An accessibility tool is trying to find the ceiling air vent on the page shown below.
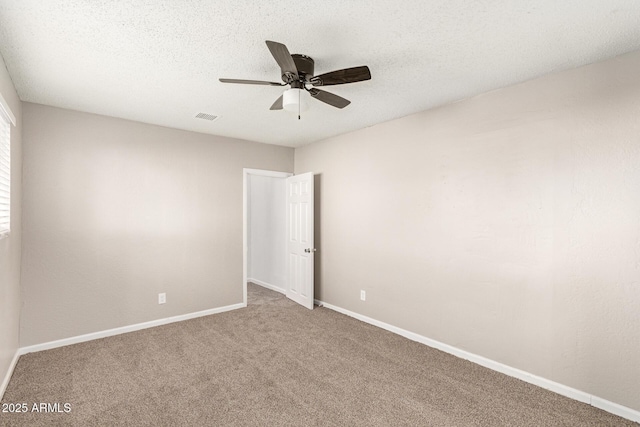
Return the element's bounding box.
[195,113,219,121]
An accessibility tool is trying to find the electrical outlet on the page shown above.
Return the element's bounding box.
[360,290,366,301]
[158,293,166,304]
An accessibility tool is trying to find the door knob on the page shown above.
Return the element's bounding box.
[304,248,316,253]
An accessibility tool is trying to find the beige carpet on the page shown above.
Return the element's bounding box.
[1,283,635,426]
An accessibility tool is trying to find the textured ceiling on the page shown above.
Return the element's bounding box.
[1,1,640,147]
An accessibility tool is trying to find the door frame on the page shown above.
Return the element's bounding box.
[242,168,293,306]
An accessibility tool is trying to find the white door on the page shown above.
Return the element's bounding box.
[286,172,314,309]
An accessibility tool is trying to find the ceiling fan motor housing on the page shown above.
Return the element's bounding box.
[287,54,314,81]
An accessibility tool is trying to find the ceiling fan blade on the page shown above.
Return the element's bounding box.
[265,40,298,77]
[308,88,351,109]
[270,95,283,110]
[310,66,371,86]
[219,78,284,86]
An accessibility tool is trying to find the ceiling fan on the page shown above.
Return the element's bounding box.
[219,40,371,116]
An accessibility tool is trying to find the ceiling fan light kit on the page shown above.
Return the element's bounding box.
[283,88,309,113]
[219,40,371,118]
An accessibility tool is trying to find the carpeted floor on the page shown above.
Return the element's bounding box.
[0,283,636,426]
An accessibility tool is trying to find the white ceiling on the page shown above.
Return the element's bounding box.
[1,1,640,147]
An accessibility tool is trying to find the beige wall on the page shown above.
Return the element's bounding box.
[295,50,640,411]
[20,103,293,346]
[0,53,22,389]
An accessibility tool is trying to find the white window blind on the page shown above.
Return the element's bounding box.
[0,106,10,237]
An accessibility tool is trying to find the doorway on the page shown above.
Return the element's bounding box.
[242,168,292,306]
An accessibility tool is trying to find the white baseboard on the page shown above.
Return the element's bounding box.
[19,302,246,355]
[315,299,640,423]
[591,396,640,424]
[0,349,21,400]
[248,278,286,294]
